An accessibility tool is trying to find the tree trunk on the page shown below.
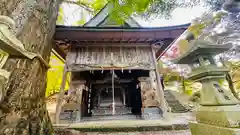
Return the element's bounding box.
[182,78,186,93]
[226,73,240,100]
[220,58,240,100]
[0,0,61,134]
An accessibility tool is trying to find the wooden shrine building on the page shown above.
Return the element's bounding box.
[53,4,189,124]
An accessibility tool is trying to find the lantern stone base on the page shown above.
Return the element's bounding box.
[190,105,240,135]
[189,122,240,135]
[196,105,240,127]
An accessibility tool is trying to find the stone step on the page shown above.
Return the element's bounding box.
[54,119,189,132]
[82,114,140,121]
[92,107,132,116]
[170,106,186,109]
[164,90,188,113]
[54,129,191,135]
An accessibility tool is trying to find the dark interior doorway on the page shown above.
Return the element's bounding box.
[127,79,142,115]
[73,70,149,119]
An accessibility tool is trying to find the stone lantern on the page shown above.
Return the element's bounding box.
[173,40,240,135]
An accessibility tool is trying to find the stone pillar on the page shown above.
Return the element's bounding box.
[172,41,240,135]
[138,76,162,120]
[189,79,240,135]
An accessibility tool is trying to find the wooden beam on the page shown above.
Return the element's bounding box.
[55,65,68,124]
[68,66,154,72]
[71,80,86,85]
[151,45,167,116]
[94,79,133,84]
[53,42,66,59]
[73,43,151,47]
[52,49,65,63]
[156,39,174,60]
[93,84,126,88]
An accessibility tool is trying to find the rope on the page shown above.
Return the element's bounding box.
[0,15,50,68]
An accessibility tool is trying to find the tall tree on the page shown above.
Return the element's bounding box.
[0,0,61,134]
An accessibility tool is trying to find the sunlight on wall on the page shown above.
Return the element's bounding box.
[46,52,70,97]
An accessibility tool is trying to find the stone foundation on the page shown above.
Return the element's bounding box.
[141,107,163,120]
[190,122,240,135]
[196,105,240,127]
[190,105,240,135]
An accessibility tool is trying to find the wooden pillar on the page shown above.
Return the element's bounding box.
[98,89,101,106]
[77,85,84,122]
[88,84,92,114]
[122,88,126,105]
[112,70,115,115]
[151,45,167,115]
[55,65,68,124]
[138,77,159,108]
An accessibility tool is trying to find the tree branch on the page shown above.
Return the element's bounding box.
[64,0,93,13]
[231,67,240,78]
[233,79,240,83]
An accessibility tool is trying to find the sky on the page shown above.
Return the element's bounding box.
[61,3,208,27]
[135,6,208,27]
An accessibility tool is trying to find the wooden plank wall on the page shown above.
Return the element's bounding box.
[66,46,154,71]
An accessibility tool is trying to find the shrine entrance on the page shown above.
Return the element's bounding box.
[74,70,149,121]
[55,44,166,123]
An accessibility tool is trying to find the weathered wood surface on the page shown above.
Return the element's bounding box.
[138,77,160,108]
[0,0,60,134]
[67,83,85,104]
[57,82,86,123]
[55,66,68,124]
[151,45,167,114]
[66,46,154,71]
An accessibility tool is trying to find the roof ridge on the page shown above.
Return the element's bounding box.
[83,3,141,27]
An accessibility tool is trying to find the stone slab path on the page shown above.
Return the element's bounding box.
[55,113,194,126]
[54,113,194,132]
[55,129,191,135]
[84,130,191,135]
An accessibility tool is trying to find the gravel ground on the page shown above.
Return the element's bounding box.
[55,129,191,135]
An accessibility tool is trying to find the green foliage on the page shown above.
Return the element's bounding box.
[157,60,165,69]
[189,91,200,102]
[73,18,86,26]
[228,61,240,98]
[46,53,70,97]
[183,80,194,95]
[141,0,194,19]
[187,11,227,39]
[65,0,93,10]
[91,0,108,14]
[72,9,86,26]
[59,0,226,26]
[56,7,64,25]
[107,0,154,23]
